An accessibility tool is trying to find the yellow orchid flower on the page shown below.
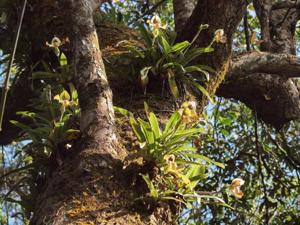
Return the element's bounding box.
[147,14,167,37]
[164,154,177,170]
[230,178,245,199]
[179,101,199,124]
[214,29,227,44]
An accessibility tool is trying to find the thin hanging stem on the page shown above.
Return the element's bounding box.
[254,109,269,225]
[243,11,251,51]
[0,0,27,131]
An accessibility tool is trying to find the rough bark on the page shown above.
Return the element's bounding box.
[253,0,273,51]
[228,51,300,79]
[173,0,197,33]
[217,72,300,129]
[0,1,299,222]
[31,1,128,224]
[30,1,173,224]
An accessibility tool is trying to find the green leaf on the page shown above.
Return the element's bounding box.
[193,64,216,73]
[176,160,203,166]
[10,120,32,132]
[189,80,215,103]
[159,35,171,54]
[182,47,214,66]
[148,112,161,139]
[163,111,181,136]
[172,128,203,139]
[130,117,144,142]
[138,118,155,145]
[185,153,225,169]
[167,69,179,98]
[144,102,150,117]
[171,41,190,53]
[32,71,60,79]
[166,145,197,155]
[114,106,133,117]
[127,46,145,58]
[138,24,153,47]
[161,196,187,205]
[141,174,158,199]
[186,165,206,189]
[185,65,210,81]
[162,62,185,73]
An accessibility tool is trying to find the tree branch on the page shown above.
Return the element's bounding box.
[253,0,273,51]
[272,0,300,10]
[229,51,300,79]
[217,52,300,129]
[217,71,300,129]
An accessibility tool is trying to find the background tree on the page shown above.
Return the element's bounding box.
[0,0,299,224]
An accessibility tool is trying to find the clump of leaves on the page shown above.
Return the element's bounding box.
[113,16,216,99]
[1,83,80,220]
[11,84,80,160]
[115,103,227,208]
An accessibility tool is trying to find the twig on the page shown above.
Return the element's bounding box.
[243,11,251,51]
[254,110,269,225]
[213,98,221,146]
[2,146,9,225]
[0,0,27,131]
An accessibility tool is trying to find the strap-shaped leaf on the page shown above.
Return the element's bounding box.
[129,117,144,142]
[141,174,158,199]
[167,69,179,98]
[171,41,190,53]
[185,65,210,81]
[188,79,215,103]
[148,112,161,138]
[138,118,155,145]
[162,111,181,136]
[181,47,214,66]
[158,35,171,55]
[114,106,133,117]
[185,153,225,169]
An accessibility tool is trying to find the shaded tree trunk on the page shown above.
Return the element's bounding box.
[30,1,176,224]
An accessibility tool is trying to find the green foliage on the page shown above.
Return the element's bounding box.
[123,23,214,98]
[107,21,215,99]
[115,104,226,207]
[179,99,300,224]
[11,84,79,151]
[0,84,80,220]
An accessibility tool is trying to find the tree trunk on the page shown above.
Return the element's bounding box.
[1,0,297,223]
[30,1,173,224]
